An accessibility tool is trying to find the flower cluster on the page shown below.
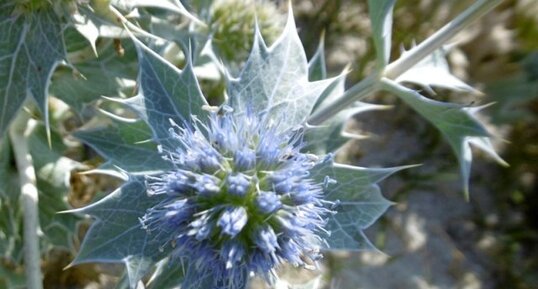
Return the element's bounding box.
[140,108,333,288]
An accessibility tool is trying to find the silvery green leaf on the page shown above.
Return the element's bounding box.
[51,39,137,116]
[73,5,125,41]
[311,159,410,251]
[0,3,65,137]
[113,0,202,24]
[395,47,477,93]
[381,78,507,198]
[308,35,327,81]
[28,124,81,249]
[368,0,396,68]
[147,258,184,289]
[74,119,170,173]
[71,177,168,287]
[227,11,333,131]
[71,9,100,55]
[123,36,208,148]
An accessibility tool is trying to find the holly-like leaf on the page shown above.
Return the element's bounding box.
[123,36,208,148]
[311,158,411,251]
[368,0,396,68]
[51,38,138,116]
[74,119,170,173]
[381,78,507,198]
[227,10,333,131]
[71,177,168,285]
[0,3,66,137]
[395,47,477,93]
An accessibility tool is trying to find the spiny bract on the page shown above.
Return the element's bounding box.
[141,107,334,288]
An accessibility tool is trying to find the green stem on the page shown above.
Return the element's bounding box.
[307,0,504,125]
[8,109,42,289]
[384,0,504,79]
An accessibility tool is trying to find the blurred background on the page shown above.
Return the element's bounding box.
[292,0,538,288]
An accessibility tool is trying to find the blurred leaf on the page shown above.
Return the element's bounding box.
[28,124,81,249]
[51,39,138,116]
[73,4,125,44]
[0,134,23,263]
[368,0,396,68]
[308,36,327,82]
[114,0,201,24]
[381,78,507,198]
[147,258,185,289]
[396,48,477,93]
[486,53,538,124]
[290,276,322,289]
[0,265,25,289]
[0,3,65,137]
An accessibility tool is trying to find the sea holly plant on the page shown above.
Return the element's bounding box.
[68,1,509,289]
[0,0,510,288]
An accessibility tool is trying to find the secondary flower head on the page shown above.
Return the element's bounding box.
[140,107,333,288]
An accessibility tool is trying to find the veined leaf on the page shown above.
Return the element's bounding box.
[368,0,396,68]
[74,119,170,173]
[396,47,477,93]
[123,36,208,149]
[0,3,65,137]
[227,10,333,131]
[71,177,168,286]
[311,158,410,251]
[381,78,507,198]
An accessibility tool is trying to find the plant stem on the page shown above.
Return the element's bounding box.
[307,0,504,125]
[384,0,503,79]
[9,110,42,289]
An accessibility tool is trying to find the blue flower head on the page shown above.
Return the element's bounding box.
[140,108,333,288]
